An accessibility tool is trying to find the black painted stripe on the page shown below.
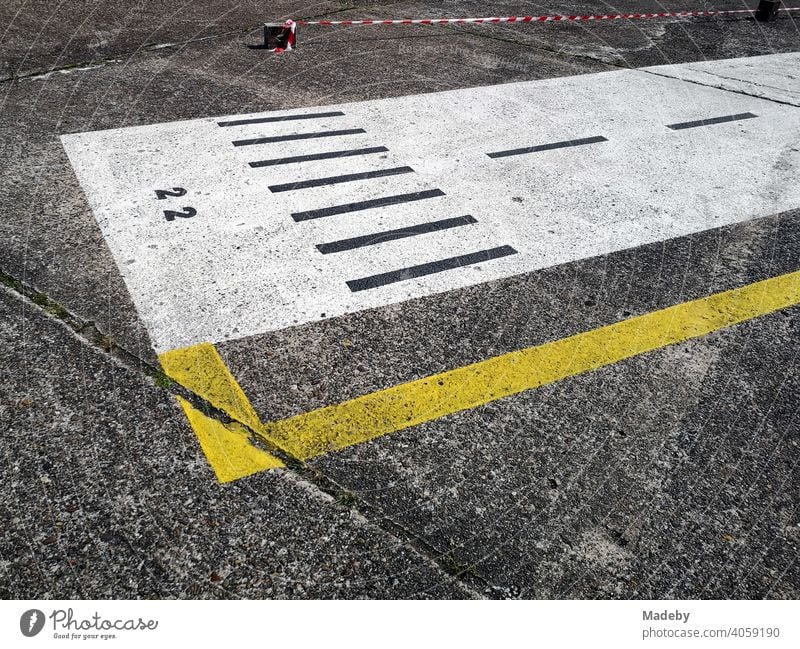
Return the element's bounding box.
[269,166,414,193]
[233,128,365,146]
[218,110,345,127]
[487,135,608,159]
[250,146,388,168]
[317,215,478,254]
[666,112,758,130]
[346,245,518,292]
[292,189,445,222]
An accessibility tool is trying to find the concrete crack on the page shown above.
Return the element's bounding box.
[437,23,627,71]
[0,266,244,431]
[0,3,398,84]
[0,264,488,598]
[641,67,800,108]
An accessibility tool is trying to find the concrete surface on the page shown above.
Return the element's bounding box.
[1,1,799,599]
[59,54,800,351]
[0,285,472,598]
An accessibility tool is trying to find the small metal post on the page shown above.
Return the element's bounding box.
[755,0,781,21]
[263,21,297,50]
[264,23,284,49]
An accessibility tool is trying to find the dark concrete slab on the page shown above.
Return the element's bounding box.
[0,1,342,80]
[0,285,472,598]
[3,0,797,81]
[420,1,800,69]
[308,305,798,599]
[220,207,800,598]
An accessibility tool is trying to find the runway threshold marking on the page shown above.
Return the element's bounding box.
[60,53,800,352]
[217,110,346,127]
[346,245,519,291]
[291,188,446,221]
[666,111,758,130]
[486,135,608,158]
[232,127,366,146]
[250,146,389,167]
[268,166,414,192]
[161,270,800,481]
[316,215,478,254]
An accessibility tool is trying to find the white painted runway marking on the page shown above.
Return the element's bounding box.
[61,53,800,353]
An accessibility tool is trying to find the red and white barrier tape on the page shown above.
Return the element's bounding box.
[294,8,800,26]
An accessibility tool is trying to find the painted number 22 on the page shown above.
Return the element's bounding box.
[155,187,187,200]
[154,187,196,222]
[162,207,197,221]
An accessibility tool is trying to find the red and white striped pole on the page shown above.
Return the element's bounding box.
[261,6,800,51]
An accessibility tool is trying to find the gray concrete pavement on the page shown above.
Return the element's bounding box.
[1,1,798,599]
[0,285,472,598]
[0,1,345,80]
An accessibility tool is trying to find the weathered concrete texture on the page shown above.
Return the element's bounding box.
[222,209,800,598]
[222,208,800,421]
[648,53,800,107]
[3,0,797,81]
[288,1,800,70]
[0,19,611,364]
[1,1,799,600]
[2,2,798,362]
[308,301,800,599]
[57,55,800,352]
[0,0,343,80]
[0,285,472,598]
[437,2,800,69]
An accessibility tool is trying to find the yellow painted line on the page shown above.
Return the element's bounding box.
[159,270,800,482]
[177,397,283,483]
[262,270,800,460]
[159,343,284,482]
[160,342,263,432]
